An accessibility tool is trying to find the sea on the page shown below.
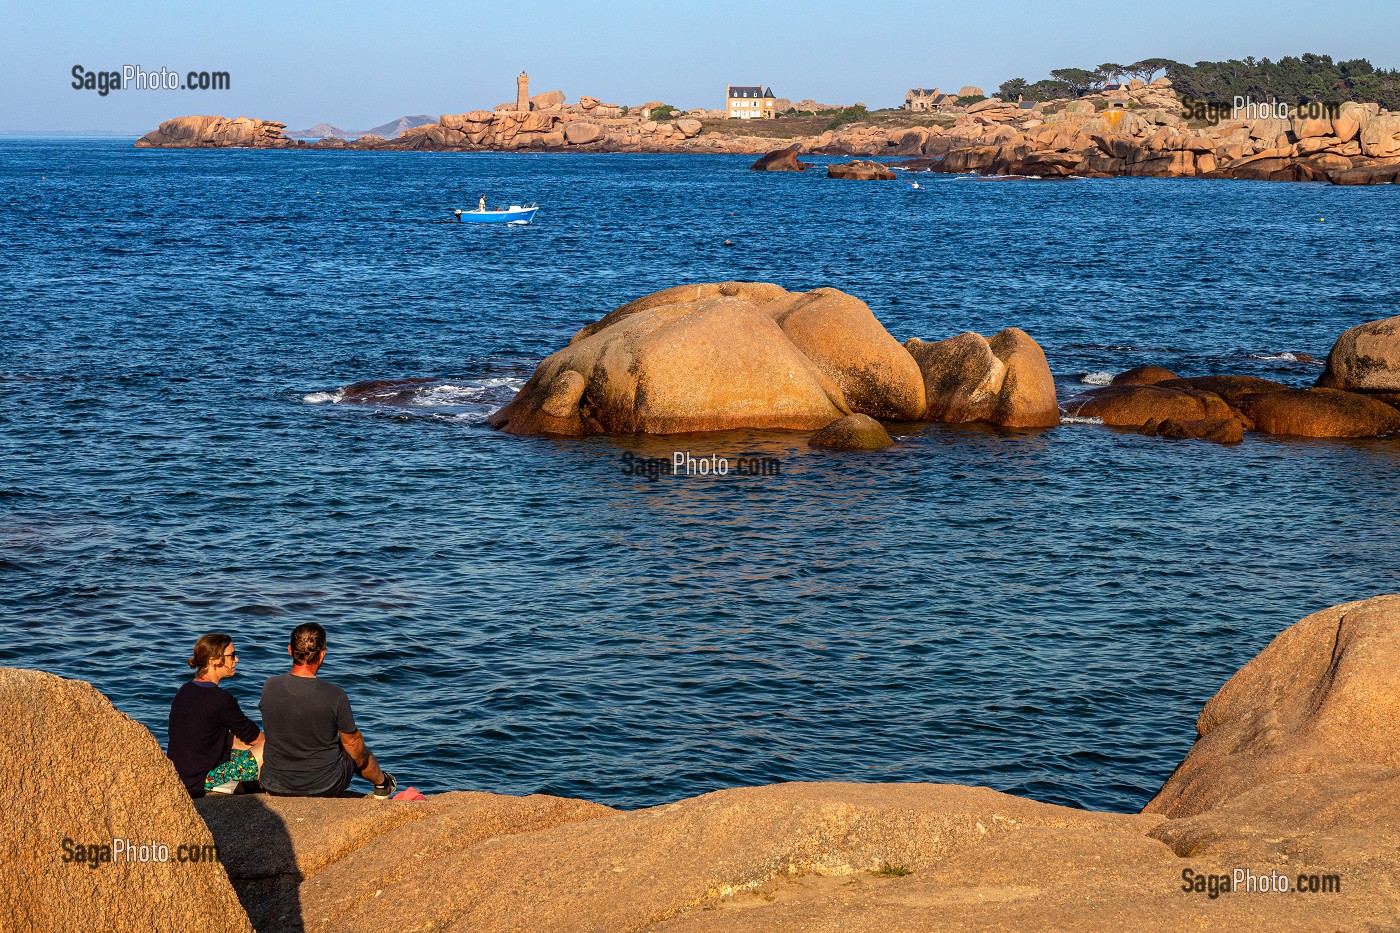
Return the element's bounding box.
[3,138,1399,812]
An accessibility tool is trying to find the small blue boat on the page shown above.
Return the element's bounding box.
[454,204,538,225]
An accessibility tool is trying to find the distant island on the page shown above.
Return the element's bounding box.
[133,58,1400,186]
[283,114,436,140]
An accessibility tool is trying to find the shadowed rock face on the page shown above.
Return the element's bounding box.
[808,413,894,450]
[765,288,925,420]
[0,668,253,933]
[903,329,1059,428]
[1318,315,1400,391]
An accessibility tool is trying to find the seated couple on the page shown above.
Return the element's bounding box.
[166,622,396,799]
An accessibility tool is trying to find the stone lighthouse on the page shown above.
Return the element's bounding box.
[516,71,530,112]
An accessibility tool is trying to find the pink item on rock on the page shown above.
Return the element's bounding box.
[393,787,427,801]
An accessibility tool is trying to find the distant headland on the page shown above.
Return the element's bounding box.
[134,62,1400,186]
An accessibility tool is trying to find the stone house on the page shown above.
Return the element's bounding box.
[905,88,958,112]
[727,85,776,119]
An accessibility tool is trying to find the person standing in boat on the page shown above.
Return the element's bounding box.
[478,195,487,212]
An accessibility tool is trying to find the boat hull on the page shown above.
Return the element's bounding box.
[460,207,538,225]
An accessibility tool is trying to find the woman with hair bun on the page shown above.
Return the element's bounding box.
[166,633,265,796]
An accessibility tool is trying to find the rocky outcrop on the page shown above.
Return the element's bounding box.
[195,596,1400,930]
[750,144,811,172]
[132,89,1400,183]
[1148,595,1400,820]
[827,160,896,180]
[15,595,1400,931]
[1317,315,1400,391]
[490,284,1059,437]
[1064,385,1234,427]
[808,414,895,450]
[487,283,852,435]
[904,329,1059,428]
[135,115,293,149]
[1234,387,1400,437]
[0,668,252,933]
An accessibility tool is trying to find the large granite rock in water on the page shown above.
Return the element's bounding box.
[1317,315,1400,391]
[134,115,294,148]
[903,329,1059,428]
[827,160,896,180]
[1235,387,1400,437]
[489,283,932,435]
[0,668,253,933]
[750,144,812,171]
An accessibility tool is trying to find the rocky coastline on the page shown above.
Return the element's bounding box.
[135,78,1400,185]
[7,594,1400,931]
[477,282,1400,447]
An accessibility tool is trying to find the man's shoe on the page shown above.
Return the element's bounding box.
[373,773,396,800]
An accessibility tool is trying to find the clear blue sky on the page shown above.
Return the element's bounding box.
[6,0,1398,133]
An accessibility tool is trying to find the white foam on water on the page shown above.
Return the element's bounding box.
[477,376,527,390]
[303,391,344,404]
[1249,352,1319,364]
[412,384,486,406]
[1080,371,1114,386]
[1059,414,1105,425]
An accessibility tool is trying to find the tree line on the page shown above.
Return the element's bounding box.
[997,54,1400,110]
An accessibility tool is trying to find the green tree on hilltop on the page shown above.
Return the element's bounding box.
[1049,68,1101,95]
[998,77,1029,100]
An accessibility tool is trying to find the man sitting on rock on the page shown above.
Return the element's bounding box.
[258,622,395,798]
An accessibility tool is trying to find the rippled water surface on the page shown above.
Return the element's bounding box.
[3,139,1399,811]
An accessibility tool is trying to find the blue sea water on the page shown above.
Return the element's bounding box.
[2,138,1399,812]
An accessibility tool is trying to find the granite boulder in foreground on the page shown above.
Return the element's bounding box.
[9,595,1400,930]
[0,668,252,933]
[487,281,1056,437]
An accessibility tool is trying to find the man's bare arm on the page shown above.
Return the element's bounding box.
[339,729,385,786]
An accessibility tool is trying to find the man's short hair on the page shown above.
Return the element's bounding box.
[289,623,327,665]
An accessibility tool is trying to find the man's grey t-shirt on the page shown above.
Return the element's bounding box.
[258,673,357,795]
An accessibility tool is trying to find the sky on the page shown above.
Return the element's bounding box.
[5,0,1399,133]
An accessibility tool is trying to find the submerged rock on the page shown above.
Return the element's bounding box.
[809,413,895,450]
